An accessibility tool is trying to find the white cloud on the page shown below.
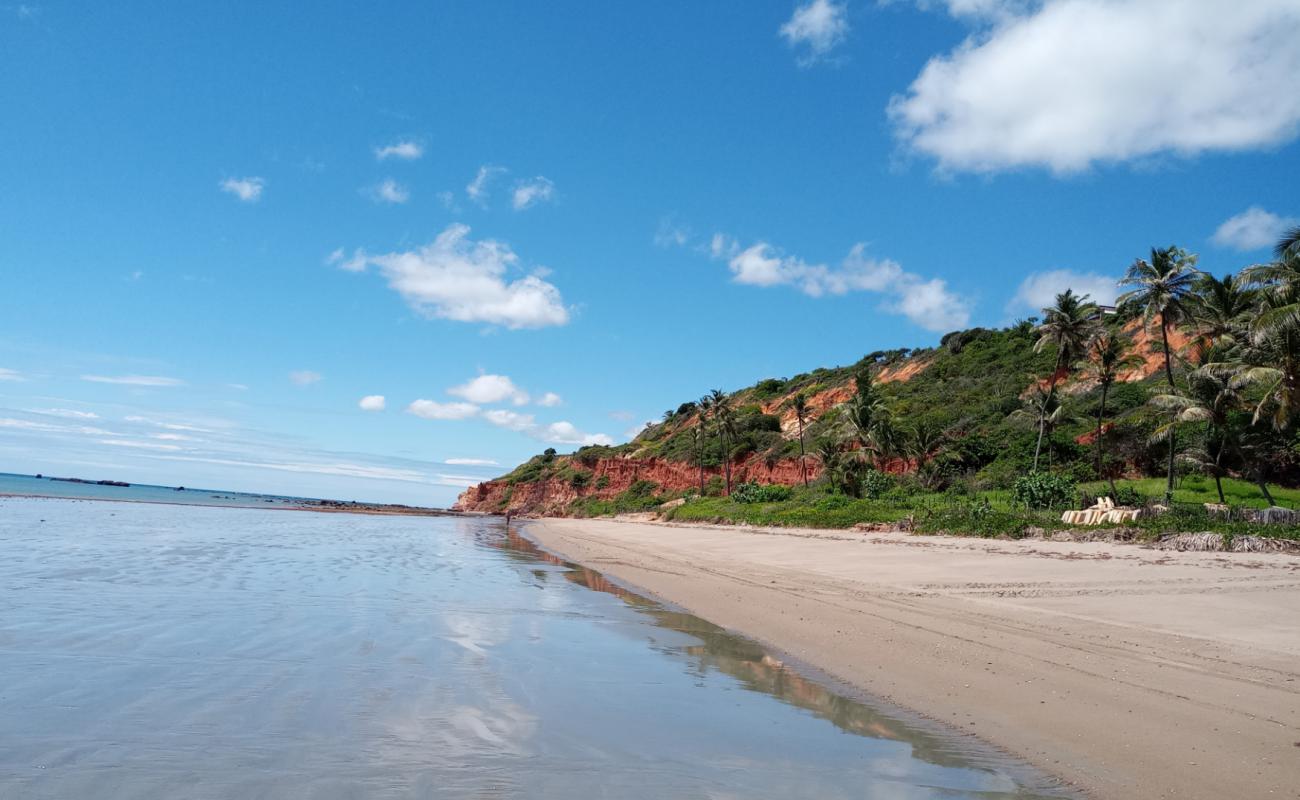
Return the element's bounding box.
[512,176,556,210]
[1009,269,1120,313]
[481,409,612,446]
[335,224,570,329]
[226,383,249,391]
[780,0,849,65]
[82,374,185,387]
[151,433,191,441]
[889,0,1300,174]
[0,367,26,382]
[466,165,507,206]
[713,236,969,331]
[449,374,530,405]
[359,395,386,411]
[1212,206,1300,251]
[374,140,423,161]
[436,190,460,212]
[370,178,410,204]
[219,176,265,202]
[407,399,481,420]
[28,408,99,420]
[540,421,613,446]
[289,370,322,386]
[536,392,562,407]
[445,457,499,466]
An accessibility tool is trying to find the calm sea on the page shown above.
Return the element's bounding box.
[0,472,367,510]
[0,497,1069,798]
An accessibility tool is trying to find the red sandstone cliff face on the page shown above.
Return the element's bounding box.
[453,453,821,516]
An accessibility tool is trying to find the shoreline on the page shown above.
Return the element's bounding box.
[526,516,1300,800]
[0,492,465,518]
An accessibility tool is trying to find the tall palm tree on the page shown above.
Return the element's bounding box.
[792,393,810,487]
[1117,245,1200,500]
[1234,283,1300,431]
[1010,384,1065,471]
[1150,364,1244,505]
[690,426,705,495]
[1084,330,1141,495]
[709,388,734,495]
[697,394,715,492]
[1032,290,1099,470]
[840,381,894,470]
[1192,273,1254,350]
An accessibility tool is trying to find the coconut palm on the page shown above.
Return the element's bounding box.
[1117,246,1200,500]
[1083,331,1141,495]
[1010,384,1065,471]
[690,426,705,495]
[1150,365,1244,505]
[1233,284,1300,431]
[709,388,735,495]
[1191,273,1255,350]
[840,377,895,470]
[792,392,810,487]
[1032,290,1098,471]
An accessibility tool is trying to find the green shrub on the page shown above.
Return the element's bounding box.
[704,475,725,497]
[731,482,794,503]
[570,471,592,489]
[1011,472,1076,509]
[594,475,610,490]
[860,469,894,499]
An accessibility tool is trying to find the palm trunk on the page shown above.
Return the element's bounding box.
[1095,382,1107,480]
[1160,316,1177,502]
[1212,438,1225,505]
[797,418,807,487]
[1033,416,1046,471]
[1256,477,1276,507]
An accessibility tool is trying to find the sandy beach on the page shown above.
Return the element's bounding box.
[527,518,1300,799]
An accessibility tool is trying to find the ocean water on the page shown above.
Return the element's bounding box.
[0,471,327,509]
[0,497,1068,799]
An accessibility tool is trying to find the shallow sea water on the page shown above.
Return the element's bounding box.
[0,498,1069,798]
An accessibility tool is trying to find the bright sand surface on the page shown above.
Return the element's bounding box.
[527,518,1300,800]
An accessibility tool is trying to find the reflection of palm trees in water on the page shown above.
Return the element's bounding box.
[493,528,967,771]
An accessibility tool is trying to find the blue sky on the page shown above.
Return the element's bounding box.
[2,0,1298,505]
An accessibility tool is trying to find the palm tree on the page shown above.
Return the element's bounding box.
[690,426,705,495]
[1117,246,1200,500]
[1010,384,1065,470]
[1084,331,1141,495]
[709,388,734,495]
[697,393,715,491]
[1234,283,1300,431]
[1150,364,1244,504]
[1192,273,1254,351]
[1032,290,1099,470]
[840,378,895,470]
[1275,225,1300,260]
[792,393,810,487]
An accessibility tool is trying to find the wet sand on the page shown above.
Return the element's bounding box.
[527,517,1300,800]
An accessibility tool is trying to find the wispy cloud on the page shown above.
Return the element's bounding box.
[512,176,556,210]
[709,234,969,332]
[536,392,562,408]
[1212,207,1299,252]
[481,409,612,446]
[359,395,386,411]
[374,140,423,161]
[369,178,410,204]
[331,224,570,329]
[27,408,99,420]
[218,176,265,202]
[82,374,185,387]
[780,0,849,66]
[466,165,507,206]
[0,367,26,382]
[289,370,322,386]
[445,457,499,466]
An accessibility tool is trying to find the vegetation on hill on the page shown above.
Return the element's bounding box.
[476,234,1300,538]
